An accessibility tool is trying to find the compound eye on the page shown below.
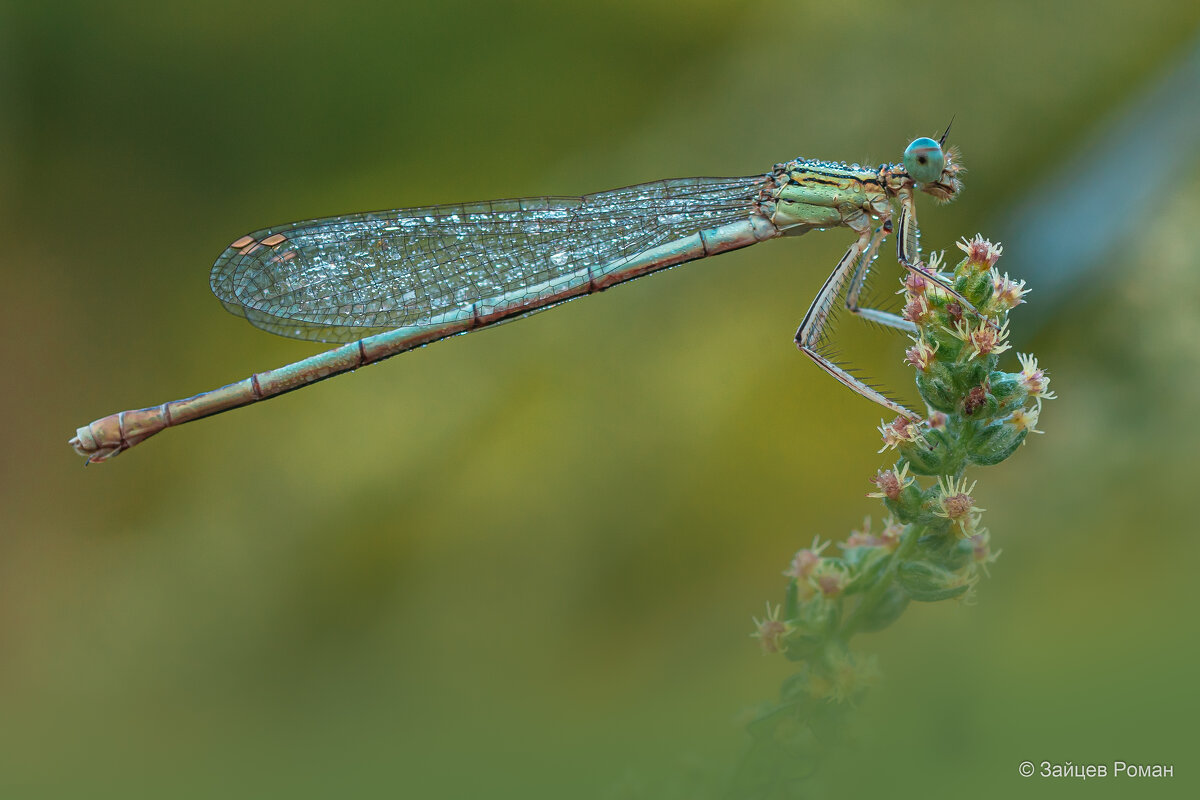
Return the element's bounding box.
[903,137,945,184]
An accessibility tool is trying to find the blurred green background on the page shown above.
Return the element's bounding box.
[3,1,1199,797]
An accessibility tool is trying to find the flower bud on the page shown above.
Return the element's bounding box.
[811,560,850,599]
[868,464,912,501]
[881,471,928,522]
[1009,403,1044,436]
[783,536,829,581]
[988,270,1029,311]
[1017,353,1057,402]
[961,384,999,418]
[877,416,925,452]
[966,529,1001,577]
[904,335,939,371]
[933,476,985,537]
[751,603,792,654]
[949,318,1011,362]
[955,234,1004,272]
[902,295,935,326]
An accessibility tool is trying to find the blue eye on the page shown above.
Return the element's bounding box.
[903,137,945,184]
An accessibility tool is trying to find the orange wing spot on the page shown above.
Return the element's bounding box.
[238,243,262,256]
[269,250,298,264]
[262,233,288,247]
[230,235,256,249]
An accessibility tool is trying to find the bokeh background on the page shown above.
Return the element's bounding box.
[3,1,1199,797]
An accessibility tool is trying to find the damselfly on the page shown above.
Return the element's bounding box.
[71,131,962,463]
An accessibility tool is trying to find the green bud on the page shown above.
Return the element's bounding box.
[966,420,1027,465]
[779,668,814,704]
[926,323,965,360]
[955,270,994,309]
[898,430,955,476]
[916,364,959,413]
[784,578,801,619]
[957,358,993,392]
[988,370,1026,407]
[843,549,891,595]
[916,514,955,539]
[916,531,974,571]
[781,630,827,662]
[897,560,973,602]
[853,585,911,632]
[780,601,836,662]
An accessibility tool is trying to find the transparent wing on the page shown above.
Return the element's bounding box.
[211,176,767,343]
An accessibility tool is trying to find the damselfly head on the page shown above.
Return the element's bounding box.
[903,136,962,203]
[904,137,945,184]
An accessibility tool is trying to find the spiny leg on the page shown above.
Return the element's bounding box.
[895,185,921,270]
[895,187,994,327]
[795,216,920,420]
[843,217,919,335]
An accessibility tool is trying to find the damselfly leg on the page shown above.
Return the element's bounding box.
[795,213,919,420]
